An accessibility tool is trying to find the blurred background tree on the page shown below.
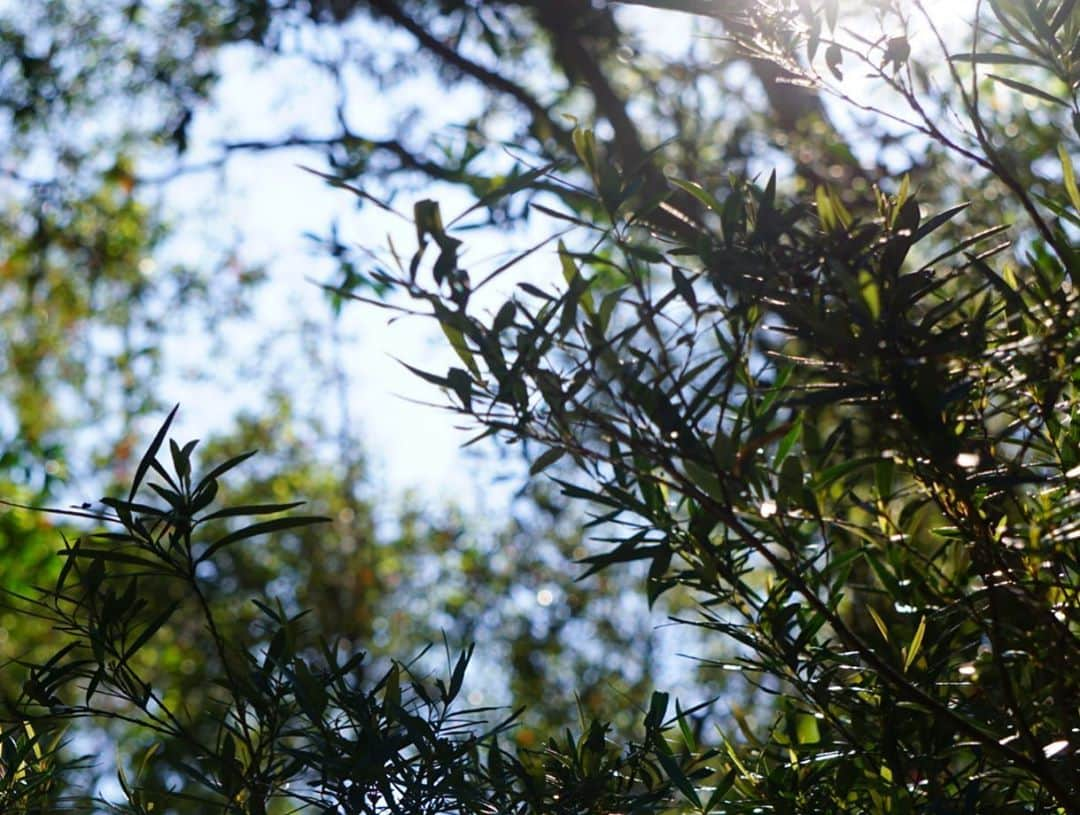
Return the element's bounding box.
[0,5,722,804]
[3,0,1078,809]
[0,0,825,744]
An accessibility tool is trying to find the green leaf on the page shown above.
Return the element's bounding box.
[988,73,1070,106]
[949,51,1043,66]
[675,699,696,751]
[169,439,192,482]
[518,281,555,300]
[1022,0,1059,45]
[874,458,895,499]
[447,643,473,702]
[558,241,594,314]
[59,547,162,570]
[913,202,969,241]
[646,545,673,607]
[808,456,877,491]
[199,501,306,522]
[669,177,725,217]
[190,479,219,513]
[867,605,890,643]
[922,223,1010,268]
[904,615,927,672]
[895,174,911,211]
[761,169,777,209]
[399,360,450,389]
[795,713,821,744]
[721,184,743,245]
[292,658,328,720]
[125,601,180,660]
[446,367,474,410]
[656,749,702,808]
[198,516,330,563]
[1059,144,1080,212]
[596,287,625,333]
[645,690,669,731]
[194,450,257,494]
[858,269,880,319]
[816,185,836,231]
[864,550,902,595]
[705,768,736,812]
[414,199,446,245]
[441,322,482,379]
[492,300,517,332]
[685,459,728,503]
[529,446,565,476]
[572,127,597,174]
[148,483,184,511]
[1050,0,1078,30]
[672,267,698,311]
[530,202,597,231]
[129,405,178,502]
[825,43,843,79]
[100,496,168,519]
[1034,190,1080,226]
[778,456,804,502]
[771,418,802,469]
[448,161,560,227]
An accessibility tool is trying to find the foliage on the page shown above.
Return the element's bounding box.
[0,2,705,799]
[188,395,672,738]
[3,408,699,813]
[323,0,1079,811]
[0,153,262,783]
[0,0,912,267]
[4,0,1080,813]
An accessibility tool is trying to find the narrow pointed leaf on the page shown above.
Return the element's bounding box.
[904,615,927,672]
[529,446,565,476]
[988,73,1069,106]
[199,501,307,522]
[198,516,330,563]
[125,601,180,660]
[194,450,258,494]
[1059,144,1080,212]
[129,405,178,502]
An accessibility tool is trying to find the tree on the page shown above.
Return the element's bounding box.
[329,0,1080,809]
[3,0,752,769]
[0,1,912,249]
[1,0,724,769]
[3,408,699,813]
[5,0,1080,812]
[0,112,269,808]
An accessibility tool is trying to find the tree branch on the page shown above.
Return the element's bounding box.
[365,0,574,153]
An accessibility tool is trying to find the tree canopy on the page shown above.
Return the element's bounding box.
[2,0,1079,813]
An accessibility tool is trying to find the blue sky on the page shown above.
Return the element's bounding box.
[140,0,979,513]
[146,5,702,505]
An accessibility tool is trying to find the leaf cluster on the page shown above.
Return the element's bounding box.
[3,409,704,813]
[339,25,1080,802]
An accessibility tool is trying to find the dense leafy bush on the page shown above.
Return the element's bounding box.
[4,0,1080,812]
